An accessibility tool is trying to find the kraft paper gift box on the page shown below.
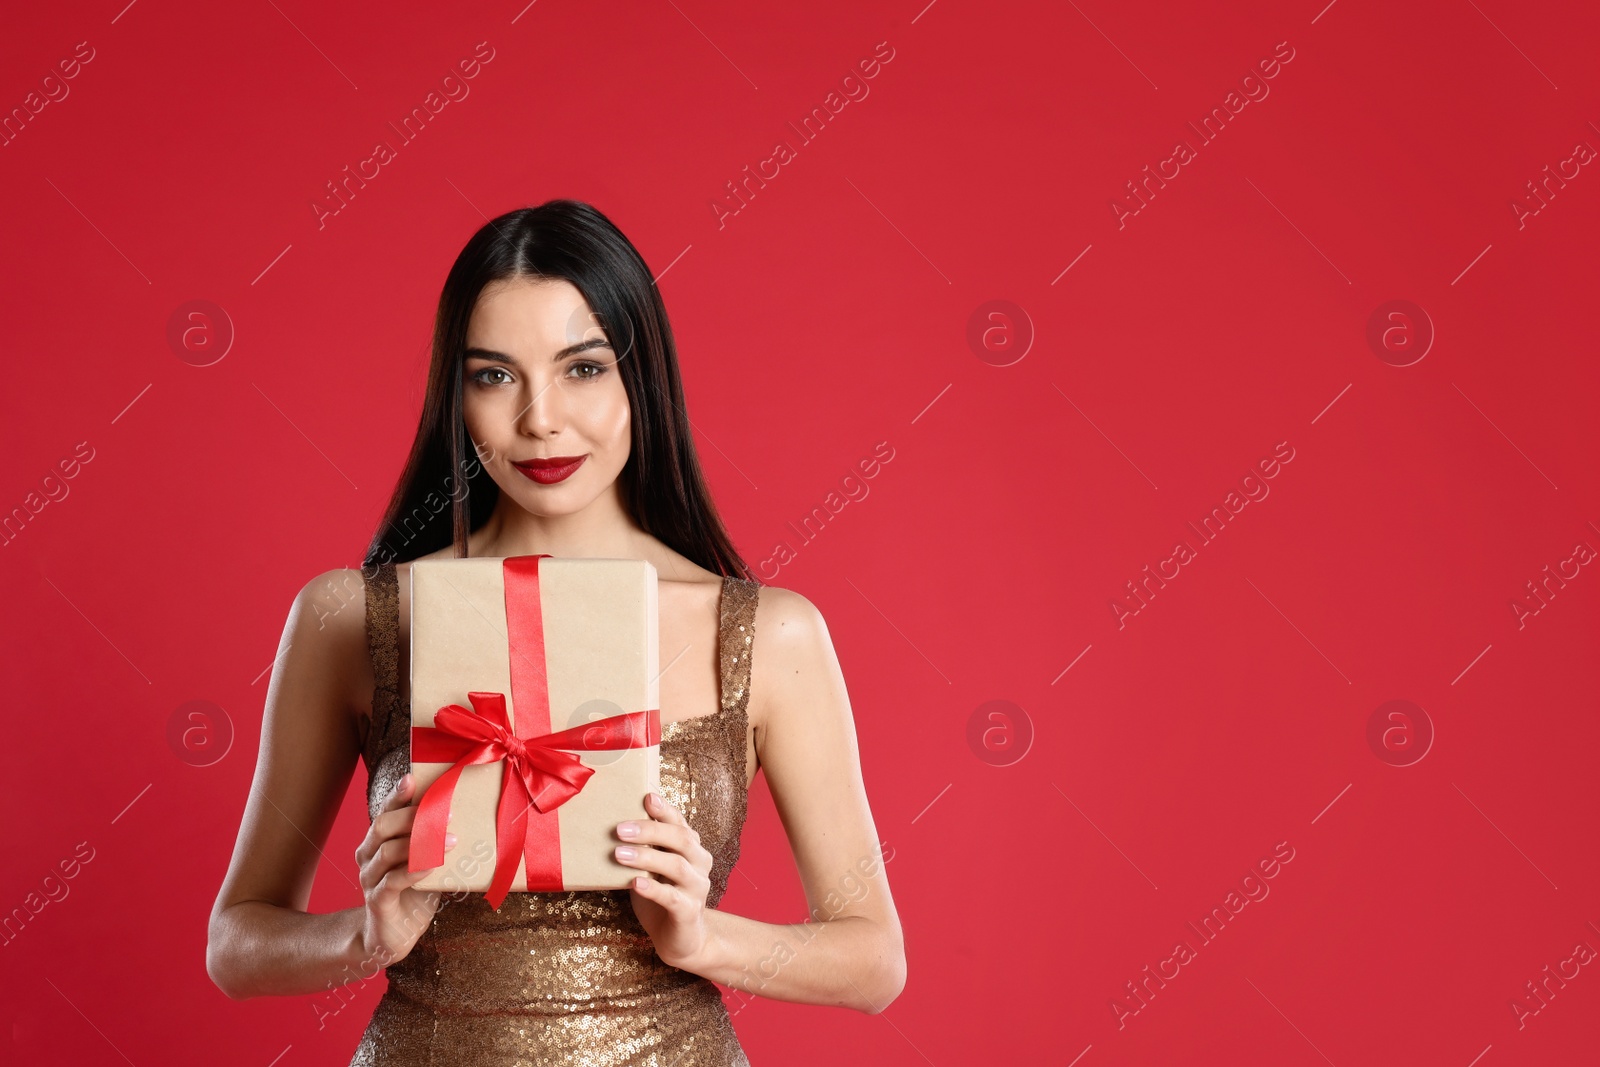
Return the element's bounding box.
[407,555,661,907]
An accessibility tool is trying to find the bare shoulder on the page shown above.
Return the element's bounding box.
[751,583,829,645]
[287,568,369,636]
[747,583,839,726]
[280,567,373,715]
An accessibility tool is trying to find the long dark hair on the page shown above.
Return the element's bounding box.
[362,199,753,581]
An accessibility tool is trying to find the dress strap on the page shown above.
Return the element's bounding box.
[717,575,759,714]
[362,561,401,774]
[716,575,761,776]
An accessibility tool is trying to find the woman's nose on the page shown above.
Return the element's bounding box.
[518,375,565,435]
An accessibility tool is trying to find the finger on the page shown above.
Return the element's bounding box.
[617,818,699,856]
[355,815,389,867]
[644,792,687,827]
[616,844,702,889]
[381,773,415,814]
[375,863,441,900]
[629,873,695,915]
[363,835,425,890]
[371,804,419,843]
[361,837,403,890]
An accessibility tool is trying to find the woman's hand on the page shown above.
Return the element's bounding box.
[617,792,716,970]
[355,773,446,968]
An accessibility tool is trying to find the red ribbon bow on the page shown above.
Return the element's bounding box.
[407,555,660,909]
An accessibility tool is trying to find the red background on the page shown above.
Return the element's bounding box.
[3,1,1598,1064]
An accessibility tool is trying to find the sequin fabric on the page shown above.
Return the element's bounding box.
[351,562,759,1066]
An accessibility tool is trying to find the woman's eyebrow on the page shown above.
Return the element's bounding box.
[464,337,612,363]
[554,337,613,358]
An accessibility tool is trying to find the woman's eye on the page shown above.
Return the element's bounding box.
[472,366,512,386]
[570,361,607,380]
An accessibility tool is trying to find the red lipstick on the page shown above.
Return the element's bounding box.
[512,454,587,485]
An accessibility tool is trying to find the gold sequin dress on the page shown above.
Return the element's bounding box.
[350,562,759,1066]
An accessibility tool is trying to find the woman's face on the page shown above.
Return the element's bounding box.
[462,277,631,517]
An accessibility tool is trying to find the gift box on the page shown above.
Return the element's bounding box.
[407,555,661,906]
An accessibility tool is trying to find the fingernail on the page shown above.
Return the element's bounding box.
[400,773,412,790]
[615,845,636,860]
[645,792,657,806]
[444,833,458,848]
[617,822,638,839]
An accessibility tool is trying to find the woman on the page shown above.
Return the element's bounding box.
[206,200,906,1064]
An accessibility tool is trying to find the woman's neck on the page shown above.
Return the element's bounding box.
[468,484,648,560]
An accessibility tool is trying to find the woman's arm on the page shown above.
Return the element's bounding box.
[206,570,440,1000]
[635,587,907,1013]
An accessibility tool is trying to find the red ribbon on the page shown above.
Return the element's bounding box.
[407,555,660,908]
